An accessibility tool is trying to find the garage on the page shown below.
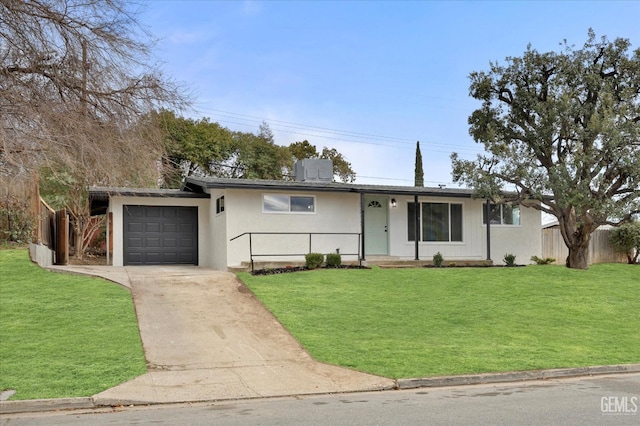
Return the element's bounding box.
[123,205,198,265]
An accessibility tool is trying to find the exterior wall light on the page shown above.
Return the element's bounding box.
[391,198,397,208]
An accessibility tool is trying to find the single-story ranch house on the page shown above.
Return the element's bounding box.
[89,160,542,270]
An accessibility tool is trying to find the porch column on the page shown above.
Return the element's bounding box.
[414,195,419,260]
[360,192,366,261]
[106,211,110,265]
[486,199,491,261]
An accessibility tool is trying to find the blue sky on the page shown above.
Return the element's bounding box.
[140,1,640,186]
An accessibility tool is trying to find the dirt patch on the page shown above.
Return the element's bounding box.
[68,250,107,266]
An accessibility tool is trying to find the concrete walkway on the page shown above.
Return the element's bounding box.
[48,265,394,405]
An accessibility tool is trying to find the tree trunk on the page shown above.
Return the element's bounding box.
[558,207,594,270]
[72,219,84,260]
[566,243,589,269]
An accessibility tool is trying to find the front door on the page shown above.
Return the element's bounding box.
[364,196,389,256]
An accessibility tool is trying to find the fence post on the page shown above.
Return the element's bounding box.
[54,209,69,265]
[31,174,40,244]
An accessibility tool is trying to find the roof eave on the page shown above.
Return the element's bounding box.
[184,177,476,198]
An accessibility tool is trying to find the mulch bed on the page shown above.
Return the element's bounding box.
[424,264,527,268]
[251,264,370,275]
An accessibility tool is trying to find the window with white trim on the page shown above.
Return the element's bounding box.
[216,196,225,214]
[483,203,520,225]
[263,194,315,213]
[408,202,463,242]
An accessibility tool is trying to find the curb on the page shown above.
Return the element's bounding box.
[2,364,639,415]
[396,363,640,389]
[0,397,94,415]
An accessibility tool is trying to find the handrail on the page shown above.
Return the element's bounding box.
[230,231,361,241]
[230,232,362,272]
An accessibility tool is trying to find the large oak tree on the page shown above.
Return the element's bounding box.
[451,30,640,269]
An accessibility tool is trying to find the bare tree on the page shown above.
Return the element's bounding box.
[1,0,188,256]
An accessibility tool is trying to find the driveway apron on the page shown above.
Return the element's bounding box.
[93,267,394,405]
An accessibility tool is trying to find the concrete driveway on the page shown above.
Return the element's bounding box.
[86,267,394,405]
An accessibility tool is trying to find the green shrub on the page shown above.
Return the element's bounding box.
[503,253,517,267]
[0,204,34,244]
[305,253,324,270]
[609,222,640,264]
[326,253,342,268]
[531,255,555,265]
[433,252,444,267]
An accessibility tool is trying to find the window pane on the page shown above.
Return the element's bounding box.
[290,196,314,212]
[263,194,289,212]
[423,203,449,241]
[483,203,502,224]
[503,204,520,225]
[407,202,419,241]
[450,204,463,241]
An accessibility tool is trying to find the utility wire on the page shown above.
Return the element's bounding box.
[206,117,481,158]
[196,106,481,152]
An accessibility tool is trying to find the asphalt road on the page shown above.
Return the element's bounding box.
[2,374,639,425]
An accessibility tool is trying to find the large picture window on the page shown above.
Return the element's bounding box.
[408,202,463,242]
[483,203,520,225]
[263,194,315,213]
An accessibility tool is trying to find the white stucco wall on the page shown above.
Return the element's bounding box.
[106,189,541,269]
[109,196,211,267]
[482,201,542,265]
[224,189,361,267]
[386,197,541,264]
[222,190,542,268]
[209,190,228,270]
[387,196,485,261]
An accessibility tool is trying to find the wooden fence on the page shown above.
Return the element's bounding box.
[542,227,627,265]
[31,175,69,265]
[36,197,55,247]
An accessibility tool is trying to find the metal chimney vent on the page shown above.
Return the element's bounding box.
[294,159,333,182]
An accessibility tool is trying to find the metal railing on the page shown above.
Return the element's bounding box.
[229,232,362,272]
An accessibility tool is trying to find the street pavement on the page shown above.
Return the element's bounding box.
[3,373,639,425]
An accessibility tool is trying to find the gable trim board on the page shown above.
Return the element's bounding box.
[89,180,541,269]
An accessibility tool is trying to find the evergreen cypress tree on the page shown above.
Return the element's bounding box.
[414,141,424,187]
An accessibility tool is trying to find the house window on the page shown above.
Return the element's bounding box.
[263,194,315,213]
[408,202,463,242]
[483,203,520,225]
[216,196,225,214]
[408,202,418,241]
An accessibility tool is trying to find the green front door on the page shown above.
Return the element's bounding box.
[364,196,389,256]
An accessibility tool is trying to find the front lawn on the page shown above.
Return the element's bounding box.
[0,250,146,400]
[239,265,640,379]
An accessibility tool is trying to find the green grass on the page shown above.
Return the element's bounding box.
[239,265,640,379]
[0,250,146,400]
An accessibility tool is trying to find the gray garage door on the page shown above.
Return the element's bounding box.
[123,205,198,265]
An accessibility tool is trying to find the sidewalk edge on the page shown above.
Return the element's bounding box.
[395,363,640,389]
